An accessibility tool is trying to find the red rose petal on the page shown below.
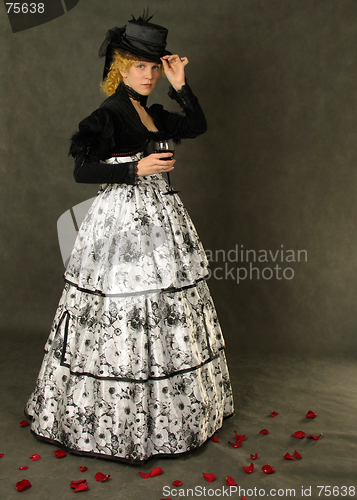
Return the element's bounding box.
[242,462,254,474]
[250,453,258,460]
[80,466,88,472]
[16,479,31,492]
[19,467,29,470]
[283,452,296,460]
[172,480,182,486]
[228,441,242,448]
[293,450,302,459]
[260,429,269,434]
[29,454,41,461]
[211,435,220,442]
[139,472,150,479]
[262,464,275,474]
[150,467,164,477]
[74,483,89,492]
[70,480,87,488]
[0,454,4,458]
[203,473,216,482]
[19,420,30,427]
[291,431,305,439]
[95,472,111,482]
[307,434,322,440]
[306,410,316,418]
[53,449,67,458]
[234,431,246,442]
[226,475,237,487]
[270,411,279,417]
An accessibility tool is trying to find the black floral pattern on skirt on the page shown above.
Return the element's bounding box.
[25,169,234,464]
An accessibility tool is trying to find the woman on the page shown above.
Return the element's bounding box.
[25,11,234,464]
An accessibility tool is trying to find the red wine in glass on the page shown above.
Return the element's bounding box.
[155,148,174,158]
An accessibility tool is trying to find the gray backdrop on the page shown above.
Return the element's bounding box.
[1,0,357,357]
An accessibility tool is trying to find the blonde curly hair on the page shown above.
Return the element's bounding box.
[100,49,164,96]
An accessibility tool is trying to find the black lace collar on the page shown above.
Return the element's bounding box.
[123,83,148,107]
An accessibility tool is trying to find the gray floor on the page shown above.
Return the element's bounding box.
[1,332,356,499]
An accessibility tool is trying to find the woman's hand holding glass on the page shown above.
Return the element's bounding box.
[136,153,175,177]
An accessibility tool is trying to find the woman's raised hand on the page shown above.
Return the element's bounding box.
[160,54,188,91]
[136,152,175,177]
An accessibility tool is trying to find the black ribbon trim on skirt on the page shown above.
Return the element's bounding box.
[59,349,225,383]
[62,276,210,297]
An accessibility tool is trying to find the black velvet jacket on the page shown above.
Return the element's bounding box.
[69,81,207,185]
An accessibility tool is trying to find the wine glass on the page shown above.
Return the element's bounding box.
[154,139,179,195]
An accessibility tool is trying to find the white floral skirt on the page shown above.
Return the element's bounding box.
[25,171,234,464]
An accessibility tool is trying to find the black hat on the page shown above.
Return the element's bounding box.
[99,9,171,80]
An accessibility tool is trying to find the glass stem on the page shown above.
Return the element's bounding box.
[167,171,172,188]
